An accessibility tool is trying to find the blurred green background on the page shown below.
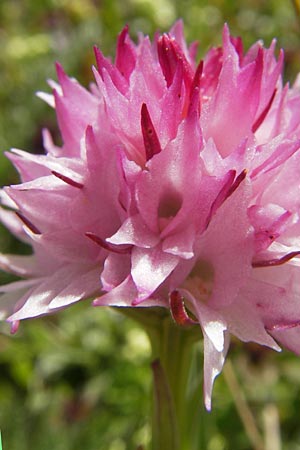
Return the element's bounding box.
[1,0,300,449]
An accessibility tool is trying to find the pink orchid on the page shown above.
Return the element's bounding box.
[2,21,300,409]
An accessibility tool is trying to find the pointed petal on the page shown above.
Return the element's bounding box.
[0,254,39,277]
[49,266,100,308]
[115,25,136,80]
[7,264,98,321]
[180,288,229,410]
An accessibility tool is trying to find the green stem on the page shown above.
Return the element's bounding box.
[115,307,200,450]
[146,316,199,450]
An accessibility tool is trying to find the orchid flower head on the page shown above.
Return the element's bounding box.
[2,21,300,409]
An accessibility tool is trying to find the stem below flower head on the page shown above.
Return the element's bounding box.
[116,306,200,450]
[146,315,200,450]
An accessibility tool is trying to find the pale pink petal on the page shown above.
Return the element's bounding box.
[49,266,100,308]
[162,224,195,259]
[100,253,131,292]
[94,276,138,307]
[180,288,229,410]
[7,263,98,321]
[197,181,253,308]
[131,246,179,299]
[107,215,159,248]
[0,254,39,277]
[270,326,300,355]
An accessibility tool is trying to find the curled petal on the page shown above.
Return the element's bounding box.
[169,290,197,326]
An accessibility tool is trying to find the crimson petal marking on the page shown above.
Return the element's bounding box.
[187,86,200,118]
[205,169,247,229]
[205,170,236,228]
[141,103,162,161]
[16,212,41,235]
[190,60,203,94]
[250,139,300,180]
[252,251,300,268]
[252,89,277,133]
[115,25,136,79]
[85,231,132,254]
[226,169,247,199]
[187,60,203,117]
[169,290,197,327]
[157,34,179,87]
[51,171,84,189]
[157,34,193,88]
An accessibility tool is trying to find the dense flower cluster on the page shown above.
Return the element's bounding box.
[1,22,300,408]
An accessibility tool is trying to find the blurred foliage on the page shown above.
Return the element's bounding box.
[1,0,300,449]
[0,305,152,450]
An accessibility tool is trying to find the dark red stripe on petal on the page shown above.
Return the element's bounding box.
[230,35,244,62]
[205,169,247,229]
[157,34,193,88]
[205,170,236,229]
[252,250,300,268]
[16,212,41,235]
[141,103,162,161]
[191,60,203,94]
[187,86,200,118]
[169,290,197,327]
[252,89,277,133]
[85,231,131,254]
[52,171,84,189]
[157,34,179,87]
[226,169,247,199]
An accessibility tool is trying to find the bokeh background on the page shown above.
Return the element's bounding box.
[1,1,300,449]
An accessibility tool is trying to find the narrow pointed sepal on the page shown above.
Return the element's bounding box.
[141,103,162,161]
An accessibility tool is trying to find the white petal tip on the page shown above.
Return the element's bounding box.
[36,91,55,108]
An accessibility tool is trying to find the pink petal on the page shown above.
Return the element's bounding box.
[7,263,99,321]
[0,254,39,277]
[197,181,253,308]
[115,25,137,80]
[107,215,159,248]
[131,246,179,299]
[180,288,229,410]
